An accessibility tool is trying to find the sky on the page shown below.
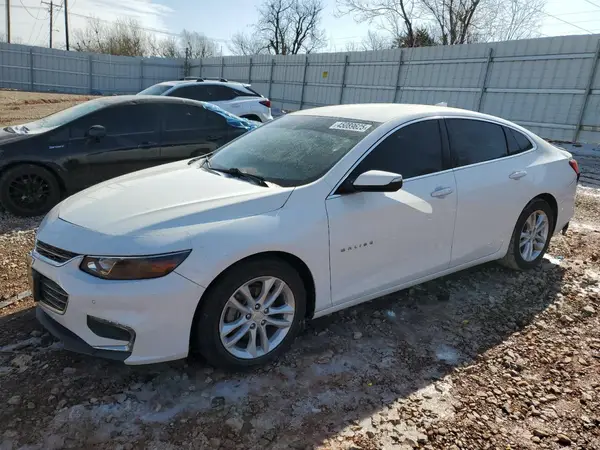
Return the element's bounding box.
[2,0,600,54]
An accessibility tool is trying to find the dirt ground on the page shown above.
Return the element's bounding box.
[1,92,600,450]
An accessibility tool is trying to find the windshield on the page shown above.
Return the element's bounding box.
[26,98,108,131]
[207,115,381,187]
[138,84,173,95]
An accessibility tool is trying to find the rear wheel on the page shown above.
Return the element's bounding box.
[193,257,306,370]
[0,164,61,217]
[500,198,554,270]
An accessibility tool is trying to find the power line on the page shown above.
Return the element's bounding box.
[542,11,595,33]
[18,0,40,19]
[583,0,600,9]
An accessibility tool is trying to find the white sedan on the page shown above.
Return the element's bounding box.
[31,104,579,369]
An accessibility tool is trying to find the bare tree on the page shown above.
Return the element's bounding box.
[151,36,183,58]
[345,30,391,51]
[181,30,220,58]
[394,26,437,47]
[229,0,327,55]
[73,18,151,56]
[229,32,269,55]
[487,0,545,41]
[337,0,419,47]
[419,0,483,45]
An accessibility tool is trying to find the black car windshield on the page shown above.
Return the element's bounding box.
[27,98,108,130]
[138,84,173,95]
[207,115,381,187]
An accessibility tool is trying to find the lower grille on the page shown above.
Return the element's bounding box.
[38,275,69,313]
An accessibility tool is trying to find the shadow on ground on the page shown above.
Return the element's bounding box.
[0,260,566,449]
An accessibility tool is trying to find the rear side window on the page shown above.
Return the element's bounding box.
[504,127,533,155]
[446,119,507,168]
[163,104,225,131]
[353,120,444,179]
[210,86,237,101]
[234,86,263,98]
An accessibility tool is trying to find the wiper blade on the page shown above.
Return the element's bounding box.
[213,167,269,187]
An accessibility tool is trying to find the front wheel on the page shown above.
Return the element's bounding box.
[0,164,61,217]
[193,258,306,370]
[500,198,554,270]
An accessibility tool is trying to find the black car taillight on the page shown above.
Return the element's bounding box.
[260,99,271,108]
[569,158,580,180]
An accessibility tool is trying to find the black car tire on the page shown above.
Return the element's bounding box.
[193,257,306,371]
[500,198,555,271]
[0,164,61,217]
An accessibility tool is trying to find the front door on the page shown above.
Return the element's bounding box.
[326,119,457,305]
[68,103,161,187]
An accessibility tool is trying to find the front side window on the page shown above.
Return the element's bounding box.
[70,104,157,138]
[352,120,444,180]
[168,85,211,102]
[207,115,381,187]
[447,119,507,168]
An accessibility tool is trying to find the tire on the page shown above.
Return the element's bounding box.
[500,198,555,270]
[193,257,306,370]
[0,164,61,217]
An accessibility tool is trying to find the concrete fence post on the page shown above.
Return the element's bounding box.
[393,50,404,103]
[29,47,34,91]
[476,48,494,112]
[299,55,309,109]
[339,54,349,105]
[574,38,600,143]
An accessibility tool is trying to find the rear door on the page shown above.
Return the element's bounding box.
[446,118,539,267]
[159,103,231,163]
[67,103,161,187]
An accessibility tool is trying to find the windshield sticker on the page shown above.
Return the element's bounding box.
[329,121,372,132]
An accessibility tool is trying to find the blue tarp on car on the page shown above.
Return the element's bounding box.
[201,102,259,131]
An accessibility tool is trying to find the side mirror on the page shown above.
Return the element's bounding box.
[352,170,403,192]
[87,125,106,140]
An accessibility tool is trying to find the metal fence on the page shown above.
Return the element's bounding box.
[0,43,184,95]
[192,34,600,144]
[1,35,600,143]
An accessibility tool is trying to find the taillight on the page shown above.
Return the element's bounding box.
[260,99,271,108]
[569,158,580,180]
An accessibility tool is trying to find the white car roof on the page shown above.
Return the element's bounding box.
[159,80,252,90]
[292,103,514,127]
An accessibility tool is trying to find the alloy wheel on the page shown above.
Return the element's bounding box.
[519,210,549,262]
[7,173,50,211]
[219,276,296,359]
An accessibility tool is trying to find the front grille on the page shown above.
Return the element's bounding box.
[35,241,79,264]
[38,275,69,313]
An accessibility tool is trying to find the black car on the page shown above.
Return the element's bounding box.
[0,95,257,217]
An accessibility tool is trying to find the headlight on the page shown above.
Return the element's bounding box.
[80,250,191,280]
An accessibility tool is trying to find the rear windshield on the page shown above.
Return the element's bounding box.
[138,84,172,95]
[207,115,381,187]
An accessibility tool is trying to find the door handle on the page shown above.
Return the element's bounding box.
[509,170,527,180]
[430,186,454,198]
[138,141,157,149]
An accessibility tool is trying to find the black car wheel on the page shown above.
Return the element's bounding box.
[0,164,61,217]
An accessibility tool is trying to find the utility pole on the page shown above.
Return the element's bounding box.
[4,0,10,43]
[64,0,69,50]
[41,0,54,48]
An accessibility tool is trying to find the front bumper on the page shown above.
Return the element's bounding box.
[32,251,205,365]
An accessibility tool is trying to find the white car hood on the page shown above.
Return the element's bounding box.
[38,161,292,255]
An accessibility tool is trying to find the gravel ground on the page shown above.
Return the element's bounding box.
[1,91,600,449]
